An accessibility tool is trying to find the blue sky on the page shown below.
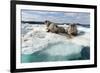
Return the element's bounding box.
[21,10,90,24]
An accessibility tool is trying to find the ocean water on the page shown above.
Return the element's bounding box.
[21,24,90,63]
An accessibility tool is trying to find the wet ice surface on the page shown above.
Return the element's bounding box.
[21,24,90,63]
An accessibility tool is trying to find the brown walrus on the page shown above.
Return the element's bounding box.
[66,24,78,38]
[44,20,65,33]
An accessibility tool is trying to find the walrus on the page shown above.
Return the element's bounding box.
[66,24,78,38]
[57,26,65,33]
[44,20,58,33]
[44,20,65,33]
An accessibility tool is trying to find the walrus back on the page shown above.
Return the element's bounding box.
[58,27,65,33]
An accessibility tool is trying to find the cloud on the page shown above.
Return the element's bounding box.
[64,12,77,17]
[21,11,43,21]
[21,10,90,24]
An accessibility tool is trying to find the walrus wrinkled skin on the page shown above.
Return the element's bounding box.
[44,20,65,33]
[66,24,78,38]
[57,27,65,33]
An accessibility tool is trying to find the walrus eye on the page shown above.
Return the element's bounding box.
[44,20,48,24]
[45,20,50,23]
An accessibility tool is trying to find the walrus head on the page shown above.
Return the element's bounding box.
[44,20,51,27]
[70,24,77,28]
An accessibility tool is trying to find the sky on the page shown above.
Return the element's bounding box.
[21,9,90,24]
